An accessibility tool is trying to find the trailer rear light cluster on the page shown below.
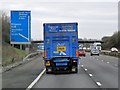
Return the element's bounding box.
[76,50,79,58]
[73,60,77,63]
[46,61,50,66]
[44,50,47,58]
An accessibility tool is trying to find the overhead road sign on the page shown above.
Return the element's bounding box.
[10,11,31,44]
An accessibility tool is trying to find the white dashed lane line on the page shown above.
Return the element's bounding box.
[81,64,102,88]
[89,74,93,77]
[81,65,84,67]
[96,82,102,87]
[107,62,110,64]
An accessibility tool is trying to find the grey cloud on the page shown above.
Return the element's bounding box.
[1,1,118,40]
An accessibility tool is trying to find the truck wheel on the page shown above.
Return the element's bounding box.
[46,72,51,74]
[75,67,78,73]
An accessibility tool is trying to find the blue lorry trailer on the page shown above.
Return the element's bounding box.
[43,23,79,73]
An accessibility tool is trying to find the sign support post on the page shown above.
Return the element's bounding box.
[20,44,22,50]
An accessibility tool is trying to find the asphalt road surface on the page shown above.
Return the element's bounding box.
[2,53,118,89]
[2,55,44,88]
[33,53,118,88]
[80,53,118,88]
[33,67,98,88]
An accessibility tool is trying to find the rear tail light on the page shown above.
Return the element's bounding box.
[44,50,47,58]
[73,60,77,63]
[46,61,50,66]
[76,50,79,58]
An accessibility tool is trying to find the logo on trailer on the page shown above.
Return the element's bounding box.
[56,43,66,56]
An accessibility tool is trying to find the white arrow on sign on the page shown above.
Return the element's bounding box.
[60,51,66,55]
[19,33,29,41]
[18,16,30,41]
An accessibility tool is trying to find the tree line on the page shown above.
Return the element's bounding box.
[102,31,120,50]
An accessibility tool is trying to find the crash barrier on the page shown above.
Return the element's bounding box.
[2,51,43,72]
[23,51,42,61]
[101,50,120,58]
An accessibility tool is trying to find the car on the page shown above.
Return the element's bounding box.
[110,47,118,52]
[83,47,87,51]
[79,49,86,56]
[90,49,99,56]
[86,47,91,52]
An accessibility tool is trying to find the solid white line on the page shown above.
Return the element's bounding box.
[96,82,102,86]
[85,68,87,71]
[89,74,93,77]
[26,68,46,90]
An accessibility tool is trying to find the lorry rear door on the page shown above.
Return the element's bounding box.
[52,36,70,57]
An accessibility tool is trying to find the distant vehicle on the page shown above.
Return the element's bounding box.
[44,23,79,73]
[91,49,99,56]
[111,47,118,52]
[90,42,101,51]
[94,42,101,51]
[38,45,44,50]
[86,47,91,52]
[79,49,86,56]
[83,47,87,50]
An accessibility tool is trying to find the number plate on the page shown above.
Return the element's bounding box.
[57,46,66,52]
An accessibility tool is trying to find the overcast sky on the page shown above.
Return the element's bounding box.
[1,0,118,40]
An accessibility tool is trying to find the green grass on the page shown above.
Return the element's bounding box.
[2,42,25,66]
[14,47,25,57]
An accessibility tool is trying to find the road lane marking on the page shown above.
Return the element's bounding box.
[82,67,102,88]
[26,68,46,90]
[89,74,93,77]
[81,65,84,67]
[96,82,102,86]
[107,62,109,63]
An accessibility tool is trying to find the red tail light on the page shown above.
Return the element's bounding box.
[46,61,50,64]
[73,60,77,63]
[46,61,50,66]
[44,50,47,58]
[76,50,79,58]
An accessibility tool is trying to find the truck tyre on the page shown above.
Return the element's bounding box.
[46,72,50,74]
[75,67,78,73]
[46,71,51,74]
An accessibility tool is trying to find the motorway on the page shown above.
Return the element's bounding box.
[33,53,118,88]
[2,53,118,89]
